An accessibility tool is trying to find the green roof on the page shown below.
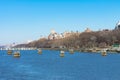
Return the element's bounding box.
[113,44,120,47]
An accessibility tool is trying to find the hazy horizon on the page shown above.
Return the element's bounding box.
[0,0,120,45]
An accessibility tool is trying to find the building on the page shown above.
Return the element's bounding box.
[48,30,62,40]
[62,31,72,37]
[48,30,75,40]
[84,28,92,32]
[115,21,120,30]
[48,29,81,40]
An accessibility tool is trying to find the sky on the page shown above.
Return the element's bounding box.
[0,0,120,45]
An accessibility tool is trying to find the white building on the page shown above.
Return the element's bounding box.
[48,30,79,40]
[115,21,120,30]
[48,30,61,40]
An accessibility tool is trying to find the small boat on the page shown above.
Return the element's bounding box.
[60,50,65,57]
[116,48,120,53]
[38,48,42,54]
[7,50,12,55]
[69,49,74,54]
[101,49,107,56]
[13,51,20,57]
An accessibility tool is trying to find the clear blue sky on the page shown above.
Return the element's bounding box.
[0,0,120,45]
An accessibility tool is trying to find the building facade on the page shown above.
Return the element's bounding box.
[115,21,120,30]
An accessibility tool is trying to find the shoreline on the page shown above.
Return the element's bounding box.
[1,47,120,54]
[42,47,120,54]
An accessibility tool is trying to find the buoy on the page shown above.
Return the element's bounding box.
[60,50,65,57]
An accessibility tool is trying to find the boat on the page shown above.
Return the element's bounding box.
[116,51,120,53]
[60,50,65,57]
[116,48,120,53]
[7,50,12,55]
[38,48,42,54]
[101,49,107,56]
[13,51,20,57]
[69,49,74,54]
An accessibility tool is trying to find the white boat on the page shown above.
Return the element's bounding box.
[60,50,65,57]
[116,48,120,53]
[7,50,12,55]
[38,48,42,54]
[13,51,20,57]
[69,49,74,54]
[101,49,107,56]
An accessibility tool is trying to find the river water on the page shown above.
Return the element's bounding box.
[0,50,120,80]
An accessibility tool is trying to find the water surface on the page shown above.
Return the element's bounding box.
[0,50,120,80]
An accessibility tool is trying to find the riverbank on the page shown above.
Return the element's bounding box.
[1,47,120,54]
[42,47,120,53]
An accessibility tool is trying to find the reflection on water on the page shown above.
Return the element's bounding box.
[0,50,120,80]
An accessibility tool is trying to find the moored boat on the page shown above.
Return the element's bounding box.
[60,50,65,57]
[7,50,12,55]
[116,48,120,53]
[38,48,42,54]
[69,49,74,54]
[101,49,107,56]
[13,51,20,57]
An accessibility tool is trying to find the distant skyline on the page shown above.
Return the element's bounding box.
[0,0,120,45]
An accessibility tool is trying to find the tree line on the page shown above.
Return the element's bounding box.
[15,29,120,49]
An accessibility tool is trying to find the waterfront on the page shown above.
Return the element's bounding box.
[0,50,120,80]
